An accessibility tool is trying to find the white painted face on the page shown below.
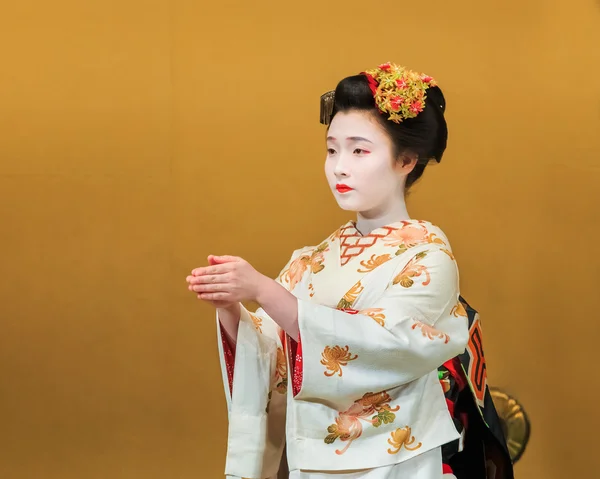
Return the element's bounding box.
[325,110,411,217]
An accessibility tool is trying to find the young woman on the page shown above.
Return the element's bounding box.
[186,63,512,478]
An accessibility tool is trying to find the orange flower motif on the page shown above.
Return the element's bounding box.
[282,256,309,290]
[451,301,467,318]
[358,254,392,273]
[249,313,263,333]
[337,281,364,310]
[358,308,386,327]
[385,224,447,258]
[325,415,363,456]
[325,391,400,455]
[356,391,396,409]
[320,345,358,377]
[411,321,450,344]
[387,426,422,454]
[385,224,429,248]
[280,242,329,290]
[393,252,431,288]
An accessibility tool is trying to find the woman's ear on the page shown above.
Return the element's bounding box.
[396,154,418,175]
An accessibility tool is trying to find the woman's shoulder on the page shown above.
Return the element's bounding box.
[404,219,450,242]
[383,219,453,250]
[387,220,457,267]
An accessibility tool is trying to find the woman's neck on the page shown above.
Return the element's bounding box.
[355,201,411,236]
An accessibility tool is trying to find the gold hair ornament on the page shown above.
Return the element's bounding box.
[363,62,437,123]
[319,62,437,125]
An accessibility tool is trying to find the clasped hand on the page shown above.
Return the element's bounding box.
[186,255,265,305]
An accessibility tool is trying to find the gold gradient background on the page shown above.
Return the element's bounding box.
[1,0,599,477]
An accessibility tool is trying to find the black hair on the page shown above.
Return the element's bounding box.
[330,74,448,189]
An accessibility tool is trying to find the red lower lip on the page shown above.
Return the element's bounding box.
[336,186,353,193]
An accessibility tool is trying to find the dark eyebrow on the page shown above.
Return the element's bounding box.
[347,136,373,144]
[326,136,373,144]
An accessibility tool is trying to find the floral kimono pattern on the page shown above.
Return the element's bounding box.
[217,220,470,478]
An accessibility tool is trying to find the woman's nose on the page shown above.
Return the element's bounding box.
[333,155,349,177]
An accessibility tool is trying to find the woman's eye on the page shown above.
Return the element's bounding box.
[354,148,366,155]
[327,148,336,155]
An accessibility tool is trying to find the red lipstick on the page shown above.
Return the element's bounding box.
[336,184,353,193]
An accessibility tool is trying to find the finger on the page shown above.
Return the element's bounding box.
[191,264,230,276]
[198,292,230,301]
[188,273,230,285]
[209,255,241,264]
[190,283,227,293]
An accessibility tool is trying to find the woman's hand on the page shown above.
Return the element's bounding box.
[186,255,266,303]
[186,254,299,339]
[186,256,252,345]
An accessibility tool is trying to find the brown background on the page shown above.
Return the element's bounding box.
[1,0,599,477]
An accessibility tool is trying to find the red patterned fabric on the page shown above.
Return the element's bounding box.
[219,323,236,395]
[338,223,399,266]
[293,338,303,396]
[287,333,304,397]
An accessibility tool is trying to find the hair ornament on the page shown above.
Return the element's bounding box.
[319,90,335,125]
[362,62,437,124]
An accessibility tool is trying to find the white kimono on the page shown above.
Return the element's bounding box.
[216,220,469,478]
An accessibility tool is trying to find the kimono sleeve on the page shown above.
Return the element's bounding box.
[219,305,288,478]
[215,248,307,479]
[216,246,308,404]
[294,248,469,401]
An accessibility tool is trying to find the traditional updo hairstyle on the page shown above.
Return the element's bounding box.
[325,74,448,189]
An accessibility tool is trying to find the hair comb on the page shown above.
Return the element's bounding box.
[319,90,335,125]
